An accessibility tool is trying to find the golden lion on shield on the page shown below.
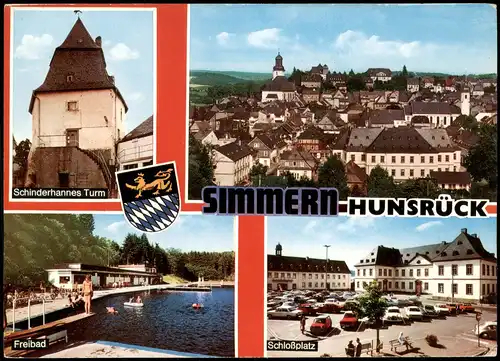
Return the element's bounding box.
[125,169,173,199]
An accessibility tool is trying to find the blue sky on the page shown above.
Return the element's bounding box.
[189,4,497,74]
[11,9,154,142]
[94,214,235,252]
[267,216,497,270]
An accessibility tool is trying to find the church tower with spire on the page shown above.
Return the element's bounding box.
[25,15,127,196]
[272,52,285,80]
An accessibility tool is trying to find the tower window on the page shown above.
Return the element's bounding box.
[66,75,74,82]
[67,101,79,111]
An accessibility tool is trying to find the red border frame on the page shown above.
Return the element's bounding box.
[2,4,497,358]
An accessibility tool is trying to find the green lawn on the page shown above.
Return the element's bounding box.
[162,274,188,284]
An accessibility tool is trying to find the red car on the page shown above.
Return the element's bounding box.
[340,311,359,330]
[459,303,475,313]
[310,315,333,336]
[298,303,318,316]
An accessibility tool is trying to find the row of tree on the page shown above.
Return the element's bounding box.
[4,213,235,287]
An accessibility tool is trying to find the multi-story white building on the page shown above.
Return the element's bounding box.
[116,116,153,170]
[268,243,351,291]
[332,127,464,182]
[403,101,462,128]
[212,140,253,186]
[354,229,497,301]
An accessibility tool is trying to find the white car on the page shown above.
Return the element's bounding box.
[267,306,303,319]
[405,306,423,320]
[434,304,450,316]
[474,321,497,340]
[281,301,297,308]
[306,298,318,304]
[384,306,404,323]
[325,298,345,307]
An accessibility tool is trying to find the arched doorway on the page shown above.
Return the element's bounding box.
[415,280,422,296]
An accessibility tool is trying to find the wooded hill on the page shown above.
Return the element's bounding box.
[4,214,235,287]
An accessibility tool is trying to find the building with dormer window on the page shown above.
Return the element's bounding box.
[354,229,497,301]
[267,243,351,291]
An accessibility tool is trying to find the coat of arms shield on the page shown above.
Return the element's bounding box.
[116,161,181,232]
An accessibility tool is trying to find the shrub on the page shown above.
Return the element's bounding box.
[425,334,438,347]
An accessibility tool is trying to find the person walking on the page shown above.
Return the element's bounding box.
[300,315,306,334]
[355,338,362,357]
[82,275,93,314]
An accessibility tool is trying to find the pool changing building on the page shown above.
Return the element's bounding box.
[46,263,161,290]
[267,243,352,291]
[354,228,497,301]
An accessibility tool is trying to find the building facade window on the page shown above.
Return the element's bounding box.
[466,284,473,295]
[401,270,405,277]
[452,264,458,276]
[409,269,413,277]
[409,282,413,290]
[369,269,373,276]
[438,283,444,293]
[395,281,399,289]
[424,282,428,290]
[466,264,473,275]
[452,283,458,294]
[417,269,421,277]
[424,269,429,277]
[401,282,405,289]
[378,269,382,277]
[438,266,444,276]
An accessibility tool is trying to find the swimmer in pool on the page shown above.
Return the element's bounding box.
[106,307,118,314]
[136,296,142,304]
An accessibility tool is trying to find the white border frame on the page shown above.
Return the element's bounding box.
[184,4,204,205]
[3,209,239,357]
[8,6,158,203]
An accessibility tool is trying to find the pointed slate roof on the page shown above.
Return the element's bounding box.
[29,18,128,113]
[118,116,154,143]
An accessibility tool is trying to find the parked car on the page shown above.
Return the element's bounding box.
[340,311,359,330]
[343,301,359,312]
[458,303,475,313]
[474,321,496,340]
[397,299,412,307]
[267,306,303,319]
[443,304,458,315]
[298,303,318,316]
[384,306,404,323]
[480,293,497,305]
[405,306,424,321]
[434,304,451,316]
[310,315,333,336]
[420,305,439,318]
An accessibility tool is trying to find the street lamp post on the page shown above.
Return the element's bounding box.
[451,266,455,303]
[324,245,330,291]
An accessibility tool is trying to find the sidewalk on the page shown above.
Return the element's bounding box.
[6,284,172,325]
[378,335,489,357]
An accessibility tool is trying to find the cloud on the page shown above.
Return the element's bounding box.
[106,221,126,234]
[247,28,283,49]
[128,92,145,102]
[334,30,423,58]
[108,43,140,61]
[336,217,376,234]
[216,32,234,46]
[415,221,442,232]
[15,34,53,60]
[303,220,318,233]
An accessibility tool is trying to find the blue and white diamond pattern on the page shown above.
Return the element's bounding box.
[123,193,180,232]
